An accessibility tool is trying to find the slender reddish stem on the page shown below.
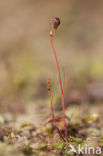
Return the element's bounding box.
[63,67,65,93]
[50,95,66,142]
[50,95,55,120]
[49,35,67,139]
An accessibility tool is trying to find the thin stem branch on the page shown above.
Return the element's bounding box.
[50,95,66,142]
[63,67,65,94]
[50,95,55,120]
[49,35,67,140]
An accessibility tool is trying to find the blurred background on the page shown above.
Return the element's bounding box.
[0,0,103,125]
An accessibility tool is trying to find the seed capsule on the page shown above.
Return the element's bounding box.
[53,17,60,30]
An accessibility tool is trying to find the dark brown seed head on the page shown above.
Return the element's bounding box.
[53,17,60,30]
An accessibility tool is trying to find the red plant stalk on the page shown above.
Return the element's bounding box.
[49,34,67,140]
[50,95,55,120]
[50,95,66,142]
[63,67,65,93]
